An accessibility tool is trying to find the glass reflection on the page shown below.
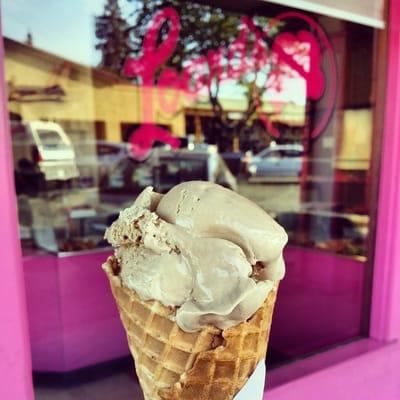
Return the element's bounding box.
[3,0,377,367]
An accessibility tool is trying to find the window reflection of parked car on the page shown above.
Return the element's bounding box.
[153,147,238,193]
[74,141,132,168]
[100,157,153,198]
[12,121,79,193]
[96,141,132,165]
[245,144,304,178]
[100,147,237,203]
[73,141,132,186]
[74,141,154,187]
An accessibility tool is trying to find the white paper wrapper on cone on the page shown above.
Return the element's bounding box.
[233,360,266,400]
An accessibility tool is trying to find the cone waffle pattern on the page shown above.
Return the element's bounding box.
[103,257,277,400]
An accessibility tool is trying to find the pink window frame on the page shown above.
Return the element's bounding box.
[264,1,400,397]
[0,1,399,399]
[0,17,34,400]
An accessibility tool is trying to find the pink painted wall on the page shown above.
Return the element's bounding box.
[23,254,65,371]
[271,247,364,356]
[370,0,400,342]
[0,20,34,400]
[23,250,129,372]
[265,340,400,399]
[58,251,128,370]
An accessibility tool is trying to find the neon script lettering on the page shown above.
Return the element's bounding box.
[123,7,336,144]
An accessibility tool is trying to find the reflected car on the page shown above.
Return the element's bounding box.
[73,141,152,188]
[12,121,79,194]
[245,144,304,177]
[12,121,79,183]
[73,141,131,178]
[101,157,153,195]
[153,147,238,193]
[100,147,238,203]
[75,141,149,168]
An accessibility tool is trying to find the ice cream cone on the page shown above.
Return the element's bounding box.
[103,256,277,400]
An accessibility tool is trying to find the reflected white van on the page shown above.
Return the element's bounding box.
[12,121,79,182]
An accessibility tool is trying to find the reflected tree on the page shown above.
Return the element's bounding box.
[95,0,131,72]
[96,0,281,151]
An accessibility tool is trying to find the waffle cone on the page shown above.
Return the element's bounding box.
[103,256,277,400]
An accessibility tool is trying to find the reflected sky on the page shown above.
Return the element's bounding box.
[2,0,106,65]
[1,0,305,104]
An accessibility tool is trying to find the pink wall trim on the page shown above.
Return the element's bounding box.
[266,339,384,389]
[370,0,400,342]
[0,19,34,400]
[264,340,400,399]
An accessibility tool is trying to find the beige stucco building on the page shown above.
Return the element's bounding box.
[4,37,187,143]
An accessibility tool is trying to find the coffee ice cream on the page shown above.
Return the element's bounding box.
[105,181,287,332]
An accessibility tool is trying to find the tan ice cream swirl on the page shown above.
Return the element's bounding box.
[105,181,287,333]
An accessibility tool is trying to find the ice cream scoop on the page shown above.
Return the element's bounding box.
[156,181,287,281]
[105,181,287,332]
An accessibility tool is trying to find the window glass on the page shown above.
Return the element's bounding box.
[36,130,67,147]
[264,150,283,158]
[2,0,382,372]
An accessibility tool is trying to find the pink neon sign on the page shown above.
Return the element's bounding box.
[123,7,337,153]
[265,12,337,139]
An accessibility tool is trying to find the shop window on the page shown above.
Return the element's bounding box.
[2,0,383,373]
